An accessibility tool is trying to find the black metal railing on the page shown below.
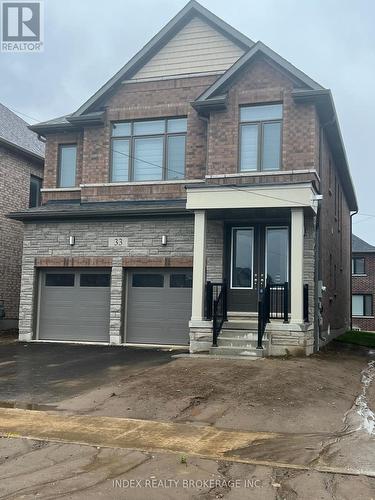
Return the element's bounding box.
[257,284,270,349]
[268,282,289,323]
[303,283,309,323]
[205,281,228,346]
[257,281,289,349]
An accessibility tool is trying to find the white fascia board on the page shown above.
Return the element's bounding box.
[186,182,318,211]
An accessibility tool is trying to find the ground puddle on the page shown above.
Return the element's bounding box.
[343,360,375,435]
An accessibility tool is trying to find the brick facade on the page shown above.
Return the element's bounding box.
[352,253,375,331]
[17,48,353,354]
[0,146,43,327]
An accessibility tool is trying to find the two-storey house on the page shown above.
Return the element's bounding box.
[352,235,375,332]
[0,103,44,332]
[9,1,357,356]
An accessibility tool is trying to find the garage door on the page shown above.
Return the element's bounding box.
[126,269,192,345]
[38,269,111,342]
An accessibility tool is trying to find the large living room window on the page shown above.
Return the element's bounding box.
[111,118,187,182]
[58,144,77,187]
[352,294,373,317]
[239,104,282,172]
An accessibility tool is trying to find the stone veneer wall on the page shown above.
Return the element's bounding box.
[18,216,222,343]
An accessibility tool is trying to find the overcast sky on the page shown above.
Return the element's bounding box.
[1,0,374,243]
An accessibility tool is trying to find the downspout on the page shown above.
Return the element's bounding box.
[198,114,209,176]
[350,210,358,329]
[314,200,321,351]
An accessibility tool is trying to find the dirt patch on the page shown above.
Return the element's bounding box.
[56,346,373,435]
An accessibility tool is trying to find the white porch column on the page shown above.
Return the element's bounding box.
[290,207,304,323]
[191,210,207,321]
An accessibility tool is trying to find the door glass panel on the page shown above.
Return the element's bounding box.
[132,274,164,287]
[170,273,192,288]
[45,274,75,287]
[232,228,253,288]
[80,274,111,287]
[266,228,289,284]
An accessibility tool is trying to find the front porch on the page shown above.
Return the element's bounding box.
[186,182,317,357]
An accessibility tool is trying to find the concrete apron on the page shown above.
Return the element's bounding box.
[0,408,374,477]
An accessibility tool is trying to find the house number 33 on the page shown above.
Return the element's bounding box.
[108,237,128,247]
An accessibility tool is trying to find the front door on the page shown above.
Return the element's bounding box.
[226,224,289,312]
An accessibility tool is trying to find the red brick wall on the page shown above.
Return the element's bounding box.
[207,56,318,176]
[319,128,352,334]
[41,57,322,204]
[0,146,43,321]
[352,253,375,331]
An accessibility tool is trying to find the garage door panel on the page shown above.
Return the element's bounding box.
[38,270,110,342]
[126,269,191,345]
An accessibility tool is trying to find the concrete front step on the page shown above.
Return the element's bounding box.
[222,320,258,330]
[209,346,266,357]
[219,329,260,340]
[217,337,268,348]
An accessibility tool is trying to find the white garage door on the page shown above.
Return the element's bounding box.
[126,268,192,345]
[38,269,111,342]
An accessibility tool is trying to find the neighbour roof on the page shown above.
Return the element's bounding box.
[0,102,44,160]
[7,199,189,221]
[352,234,375,253]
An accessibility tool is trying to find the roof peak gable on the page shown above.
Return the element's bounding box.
[73,0,254,117]
[195,41,324,104]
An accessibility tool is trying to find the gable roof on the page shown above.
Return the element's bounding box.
[0,102,44,160]
[352,234,375,253]
[72,0,254,117]
[194,41,323,106]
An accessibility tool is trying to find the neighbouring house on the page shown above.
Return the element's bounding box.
[9,0,357,356]
[352,235,375,332]
[0,103,44,331]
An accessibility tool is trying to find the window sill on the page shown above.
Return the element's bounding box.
[206,168,320,181]
[353,316,374,319]
[80,179,204,187]
[41,187,81,192]
[352,274,367,277]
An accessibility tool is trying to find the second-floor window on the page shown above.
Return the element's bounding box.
[352,257,365,275]
[239,104,282,172]
[111,118,187,182]
[29,175,42,207]
[58,144,77,187]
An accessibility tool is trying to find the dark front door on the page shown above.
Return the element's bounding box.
[226,224,289,312]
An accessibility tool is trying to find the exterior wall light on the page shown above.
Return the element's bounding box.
[69,236,75,246]
[161,235,167,246]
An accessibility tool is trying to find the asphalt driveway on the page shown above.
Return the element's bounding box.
[0,336,175,405]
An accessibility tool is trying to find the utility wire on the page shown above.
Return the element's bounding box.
[13,105,372,213]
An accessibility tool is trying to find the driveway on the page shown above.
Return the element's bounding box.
[0,336,374,498]
[0,336,175,405]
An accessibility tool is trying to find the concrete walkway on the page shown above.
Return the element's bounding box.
[0,408,374,477]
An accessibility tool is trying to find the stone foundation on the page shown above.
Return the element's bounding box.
[267,322,314,356]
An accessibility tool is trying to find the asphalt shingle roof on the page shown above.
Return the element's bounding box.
[0,102,45,158]
[352,234,375,253]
